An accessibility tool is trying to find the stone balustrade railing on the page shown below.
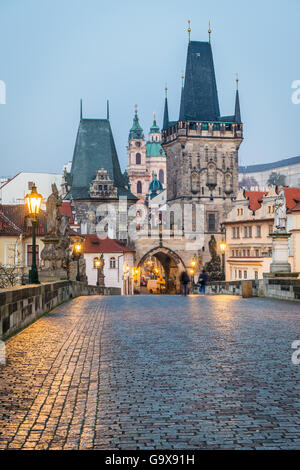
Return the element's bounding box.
[206,277,300,302]
[0,281,120,339]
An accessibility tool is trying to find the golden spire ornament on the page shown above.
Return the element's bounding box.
[208,20,212,43]
[165,85,168,98]
[187,20,191,43]
[235,73,239,89]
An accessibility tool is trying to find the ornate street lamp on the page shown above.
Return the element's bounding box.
[190,256,197,291]
[74,241,83,281]
[25,185,43,284]
[219,240,227,281]
[94,256,104,286]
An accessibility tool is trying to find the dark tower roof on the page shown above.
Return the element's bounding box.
[179,83,185,121]
[69,118,136,200]
[181,41,220,121]
[162,95,169,130]
[235,89,241,123]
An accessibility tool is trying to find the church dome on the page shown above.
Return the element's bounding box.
[149,174,163,193]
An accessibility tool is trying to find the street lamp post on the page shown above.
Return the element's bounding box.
[190,256,197,292]
[25,185,43,285]
[219,240,227,281]
[94,256,104,286]
[74,242,83,281]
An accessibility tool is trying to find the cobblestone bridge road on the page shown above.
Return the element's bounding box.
[0,295,299,450]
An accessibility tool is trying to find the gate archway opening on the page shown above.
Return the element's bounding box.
[135,247,186,294]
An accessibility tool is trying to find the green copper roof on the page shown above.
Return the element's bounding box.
[149,174,163,198]
[149,119,160,134]
[129,111,144,141]
[146,141,166,158]
[69,118,137,200]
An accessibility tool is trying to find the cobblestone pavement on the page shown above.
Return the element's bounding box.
[0,295,299,450]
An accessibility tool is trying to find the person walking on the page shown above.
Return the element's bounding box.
[180,271,190,296]
[198,269,208,295]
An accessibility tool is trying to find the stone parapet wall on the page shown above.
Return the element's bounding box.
[263,277,300,301]
[207,277,300,302]
[206,280,258,297]
[0,281,120,339]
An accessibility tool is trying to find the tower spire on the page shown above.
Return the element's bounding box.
[234,74,241,123]
[107,99,110,120]
[163,86,169,130]
[179,74,185,121]
[187,20,191,43]
[80,99,83,120]
[153,111,157,125]
[208,20,212,43]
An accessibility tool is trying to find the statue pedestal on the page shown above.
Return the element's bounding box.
[270,232,291,273]
[40,237,69,281]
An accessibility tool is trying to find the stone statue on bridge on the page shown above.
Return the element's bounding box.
[274,187,287,233]
[40,184,72,281]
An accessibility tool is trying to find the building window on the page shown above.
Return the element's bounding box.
[244,226,248,238]
[254,271,258,280]
[110,257,116,269]
[255,249,260,257]
[137,181,142,194]
[256,225,261,238]
[136,142,141,147]
[136,153,141,164]
[239,270,242,279]
[232,227,236,238]
[236,227,240,239]
[27,245,39,267]
[159,169,164,184]
[208,213,216,231]
[248,226,252,238]
[244,271,247,279]
[269,224,273,235]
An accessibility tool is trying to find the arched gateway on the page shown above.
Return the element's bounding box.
[136,246,186,294]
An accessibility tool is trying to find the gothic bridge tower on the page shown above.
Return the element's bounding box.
[161,29,243,263]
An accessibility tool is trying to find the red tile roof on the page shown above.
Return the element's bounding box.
[244,191,268,212]
[0,204,47,236]
[83,235,134,254]
[244,188,300,213]
[291,202,300,212]
[282,187,300,211]
[59,201,74,224]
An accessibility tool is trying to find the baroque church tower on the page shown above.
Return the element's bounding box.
[162,31,243,251]
[127,106,166,201]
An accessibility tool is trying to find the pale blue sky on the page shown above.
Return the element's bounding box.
[0,0,300,177]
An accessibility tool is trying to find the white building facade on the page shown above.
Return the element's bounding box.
[83,235,135,295]
[0,172,63,205]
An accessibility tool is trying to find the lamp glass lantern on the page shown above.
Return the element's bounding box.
[25,185,43,284]
[74,241,83,281]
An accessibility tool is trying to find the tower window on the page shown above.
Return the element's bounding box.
[208,213,216,232]
[136,153,141,164]
[137,181,142,194]
[159,169,164,184]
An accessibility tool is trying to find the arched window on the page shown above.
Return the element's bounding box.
[137,181,142,194]
[159,169,164,184]
[136,153,141,164]
[110,257,116,269]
